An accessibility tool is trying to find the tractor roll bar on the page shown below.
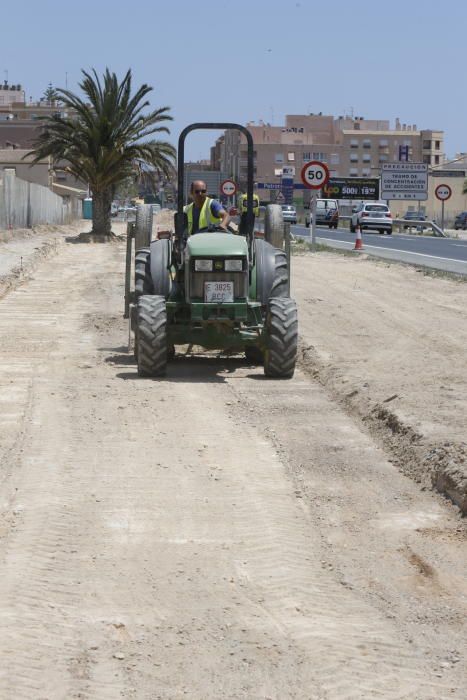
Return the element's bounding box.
[176,123,255,257]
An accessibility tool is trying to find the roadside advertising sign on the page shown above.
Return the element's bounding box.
[381,163,428,201]
[322,177,380,200]
[435,184,452,201]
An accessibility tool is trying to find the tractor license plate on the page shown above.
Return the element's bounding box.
[204,281,234,303]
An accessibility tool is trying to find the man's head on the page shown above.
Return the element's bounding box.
[190,180,207,207]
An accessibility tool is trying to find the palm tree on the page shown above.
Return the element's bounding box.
[27,68,176,235]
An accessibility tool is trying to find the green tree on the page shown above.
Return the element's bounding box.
[463,179,467,195]
[27,68,176,235]
[43,82,59,104]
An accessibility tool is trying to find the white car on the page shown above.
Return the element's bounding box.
[280,204,297,224]
[350,202,392,235]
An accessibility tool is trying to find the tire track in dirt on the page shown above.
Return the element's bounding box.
[0,240,465,698]
[0,246,129,699]
[222,371,466,699]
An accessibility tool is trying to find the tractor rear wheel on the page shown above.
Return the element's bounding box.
[135,247,153,298]
[136,295,167,377]
[135,204,153,249]
[264,297,298,379]
[255,239,289,304]
[149,239,172,297]
[264,204,284,249]
[270,249,288,298]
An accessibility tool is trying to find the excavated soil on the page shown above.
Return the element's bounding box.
[292,251,467,512]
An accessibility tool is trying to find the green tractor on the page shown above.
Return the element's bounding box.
[129,123,297,378]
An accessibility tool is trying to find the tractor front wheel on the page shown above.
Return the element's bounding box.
[264,297,298,379]
[136,295,168,377]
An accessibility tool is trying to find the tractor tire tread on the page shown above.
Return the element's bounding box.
[136,295,167,377]
[264,297,298,379]
[264,204,284,249]
[135,205,153,249]
[135,248,153,297]
[269,250,289,298]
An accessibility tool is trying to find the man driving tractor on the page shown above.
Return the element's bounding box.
[184,179,230,234]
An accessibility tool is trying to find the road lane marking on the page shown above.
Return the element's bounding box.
[315,238,467,265]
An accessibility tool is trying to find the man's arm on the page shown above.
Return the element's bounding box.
[211,201,230,230]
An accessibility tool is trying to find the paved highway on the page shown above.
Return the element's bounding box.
[292,224,467,275]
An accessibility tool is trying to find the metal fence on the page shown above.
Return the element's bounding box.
[0,169,81,231]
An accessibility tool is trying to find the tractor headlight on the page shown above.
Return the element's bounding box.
[195,259,213,272]
[224,259,243,272]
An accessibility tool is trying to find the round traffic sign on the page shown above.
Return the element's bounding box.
[301,160,330,190]
[221,179,237,197]
[435,183,452,201]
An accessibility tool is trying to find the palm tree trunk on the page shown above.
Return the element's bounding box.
[92,189,112,235]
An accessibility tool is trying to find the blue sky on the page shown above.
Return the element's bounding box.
[4,0,466,160]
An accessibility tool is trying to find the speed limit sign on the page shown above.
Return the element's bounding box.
[301,160,330,190]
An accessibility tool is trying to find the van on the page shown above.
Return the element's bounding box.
[305,199,339,228]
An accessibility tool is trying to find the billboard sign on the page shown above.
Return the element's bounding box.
[322,177,380,200]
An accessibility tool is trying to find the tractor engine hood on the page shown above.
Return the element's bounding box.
[186,233,248,259]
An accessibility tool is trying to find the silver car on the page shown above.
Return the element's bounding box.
[281,204,297,224]
[351,202,392,235]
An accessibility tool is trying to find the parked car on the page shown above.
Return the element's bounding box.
[454,211,467,230]
[403,210,427,231]
[281,204,297,224]
[305,198,339,228]
[351,202,392,235]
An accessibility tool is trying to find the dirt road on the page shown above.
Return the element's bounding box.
[0,233,466,699]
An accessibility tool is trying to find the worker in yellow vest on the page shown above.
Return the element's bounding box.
[240,192,260,217]
[184,180,230,235]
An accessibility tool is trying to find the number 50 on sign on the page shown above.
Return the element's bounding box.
[300,160,330,190]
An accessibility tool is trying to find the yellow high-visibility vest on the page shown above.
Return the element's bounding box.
[184,198,221,235]
[240,193,259,216]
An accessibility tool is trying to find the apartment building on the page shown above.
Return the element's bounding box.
[0,83,84,191]
[214,114,445,203]
[0,82,25,107]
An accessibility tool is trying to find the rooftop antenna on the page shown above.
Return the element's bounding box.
[4,69,8,83]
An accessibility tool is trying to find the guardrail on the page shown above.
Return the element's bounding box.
[337,215,446,237]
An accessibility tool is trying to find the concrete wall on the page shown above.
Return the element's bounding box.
[0,169,80,230]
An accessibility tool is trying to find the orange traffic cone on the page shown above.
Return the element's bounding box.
[353,224,363,250]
